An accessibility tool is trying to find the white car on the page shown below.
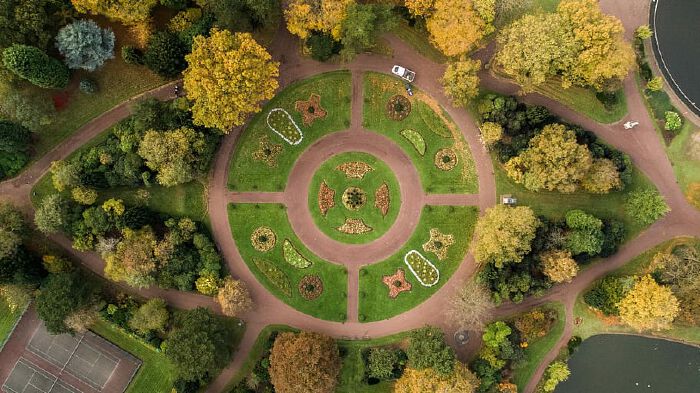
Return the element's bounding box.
[391,65,416,82]
[623,121,639,130]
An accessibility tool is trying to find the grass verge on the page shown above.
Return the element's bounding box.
[532,79,627,124]
[0,298,26,349]
[390,21,447,64]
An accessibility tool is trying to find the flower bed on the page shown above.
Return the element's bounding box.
[267,108,303,145]
[382,269,412,298]
[342,187,367,210]
[386,95,411,121]
[422,228,454,261]
[336,218,373,234]
[404,250,439,287]
[298,275,323,300]
[253,257,292,297]
[336,161,373,179]
[282,239,312,268]
[400,129,426,156]
[374,183,390,216]
[252,135,283,167]
[434,148,457,171]
[294,93,327,126]
[251,227,276,252]
[318,181,335,216]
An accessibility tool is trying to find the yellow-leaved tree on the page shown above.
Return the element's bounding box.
[426,0,493,57]
[394,362,479,393]
[184,29,279,131]
[581,158,621,194]
[441,58,481,108]
[618,275,680,331]
[540,249,579,283]
[474,204,540,267]
[405,0,435,16]
[285,0,354,40]
[71,0,158,25]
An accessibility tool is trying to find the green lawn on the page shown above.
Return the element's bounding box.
[363,72,478,194]
[510,302,566,391]
[0,298,26,349]
[308,152,401,244]
[532,79,628,124]
[390,21,447,64]
[228,71,352,191]
[228,203,348,321]
[91,319,177,393]
[359,205,478,322]
[493,157,657,241]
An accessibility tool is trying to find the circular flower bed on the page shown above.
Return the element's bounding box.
[342,187,367,210]
[435,148,458,171]
[386,95,411,121]
[251,227,276,252]
[298,275,324,300]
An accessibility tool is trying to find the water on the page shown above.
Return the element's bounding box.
[651,0,700,116]
[555,334,700,393]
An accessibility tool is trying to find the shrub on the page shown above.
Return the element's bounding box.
[646,76,663,92]
[583,276,629,315]
[407,327,455,376]
[79,78,98,94]
[2,44,70,89]
[0,120,31,179]
[514,308,555,342]
[121,46,144,65]
[664,111,682,131]
[55,19,115,71]
[144,31,187,77]
[306,33,339,61]
[367,347,404,380]
[625,189,669,225]
[635,25,653,40]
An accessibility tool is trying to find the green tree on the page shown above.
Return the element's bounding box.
[367,347,402,380]
[441,58,481,108]
[55,19,115,71]
[664,111,682,131]
[474,205,540,267]
[625,189,669,225]
[542,361,570,392]
[0,0,70,49]
[584,276,629,315]
[129,297,169,333]
[137,127,206,186]
[0,202,25,260]
[565,209,603,255]
[269,331,341,393]
[0,120,31,179]
[2,44,69,89]
[482,321,511,348]
[50,160,80,192]
[406,327,455,376]
[71,186,98,205]
[143,31,187,78]
[35,271,99,334]
[338,3,395,60]
[34,194,69,234]
[0,82,54,130]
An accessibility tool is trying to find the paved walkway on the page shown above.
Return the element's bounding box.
[2,2,700,392]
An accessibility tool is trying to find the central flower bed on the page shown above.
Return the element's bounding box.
[308,152,401,244]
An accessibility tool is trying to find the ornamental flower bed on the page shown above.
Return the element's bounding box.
[342,187,367,210]
[382,268,412,298]
[435,147,458,171]
[336,218,373,234]
[251,135,283,167]
[294,93,327,126]
[282,239,312,268]
[400,129,426,156]
[253,257,291,297]
[404,250,439,287]
[386,95,411,121]
[374,183,390,216]
[422,228,455,261]
[267,108,303,145]
[251,227,276,252]
[298,275,323,300]
[318,181,335,216]
[336,161,373,179]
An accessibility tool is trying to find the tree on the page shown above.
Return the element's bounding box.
[184,29,279,131]
[367,348,402,380]
[35,271,99,334]
[618,275,679,331]
[50,160,80,192]
[0,82,54,131]
[664,111,682,131]
[625,189,669,225]
[482,321,511,348]
[584,276,629,316]
[129,297,169,333]
[0,120,31,179]
[540,250,578,283]
[138,127,205,186]
[55,19,115,71]
[71,186,98,205]
[446,280,493,330]
[284,0,354,40]
[425,0,493,57]
[406,327,455,376]
[143,31,187,78]
[2,44,70,89]
[635,25,653,40]
[581,158,621,194]
[70,0,158,25]
[504,124,592,193]
[479,122,502,146]
[646,76,663,91]
[564,209,603,256]
[494,13,575,91]
[441,59,481,108]
[474,205,540,267]
[34,194,69,234]
[216,276,252,317]
[0,284,32,312]
[339,4,395,60]
[0,202,25,260]
[269,331,341,393]
[104,227,158,288]
[394,362,478,393]
[165,307,234,381]
[405,0,434,16]
[542,361,570,392]
[204,0,278,32]
[64,308,98,333]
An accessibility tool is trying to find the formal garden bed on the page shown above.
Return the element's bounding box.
[227,203,348,321]
[228,71,352,191]
[362,72,477,194]
[308,152,401,244]
[358,206,478,322]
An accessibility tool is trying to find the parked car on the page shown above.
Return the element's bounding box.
[392,65,416,82]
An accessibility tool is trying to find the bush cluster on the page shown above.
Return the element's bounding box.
[2,44,70,89]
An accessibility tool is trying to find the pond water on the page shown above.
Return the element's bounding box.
[556,334,700,393]
[651,0,700,116]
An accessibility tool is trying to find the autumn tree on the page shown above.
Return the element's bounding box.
[581,158,621,194]
[618,275,679,331]
[35,271,99,334]
[129,298,169,333]
[504,124,592,193]
[635,25,653,40]
[540,250,578,283]
[0,0,73,50]
[0,202,25,260]
[70,0,158,25]
[285,0,354,40]
[269,331,341,393]
[64,308,98,333]
[441,58,481,108]
[425,0,493,57]
[474,205,540,267]
[646,76,663,92]
[446,279,493,330]
[541,361,570,392]
[216,276,252,317]
[184,29,279,131]
[479,122,503,146]
[138,127,205,186]
[405,0,434,16]
[394,362,479,393]
[104,227,158,288]
[71,186,98,205]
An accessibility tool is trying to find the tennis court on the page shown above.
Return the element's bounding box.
[2,358,79,393]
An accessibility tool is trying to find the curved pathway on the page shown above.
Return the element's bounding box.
[2,2,700,392]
